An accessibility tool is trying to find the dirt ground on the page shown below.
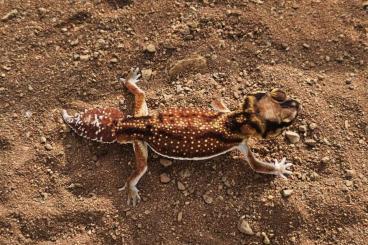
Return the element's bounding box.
[1,0,367,244]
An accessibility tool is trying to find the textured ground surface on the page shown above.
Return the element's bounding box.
[1,0,368,244]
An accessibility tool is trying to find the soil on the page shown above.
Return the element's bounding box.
[1,0,368,244]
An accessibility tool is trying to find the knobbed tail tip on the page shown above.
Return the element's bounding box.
[61,109,73,123]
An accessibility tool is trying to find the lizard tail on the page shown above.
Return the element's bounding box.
[62,107,125,143]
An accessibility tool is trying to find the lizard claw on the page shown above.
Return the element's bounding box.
[274,157,293,179]
[127,185,141,207]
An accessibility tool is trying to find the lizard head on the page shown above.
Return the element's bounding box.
[240,89,300,138]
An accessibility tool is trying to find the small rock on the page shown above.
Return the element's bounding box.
[309,123,318,130]
[298,125,308,133]
[177,211,183,222]
[177,181,186,190]
[110,58,118,63]
[310,172,319,180]
[305,139,316,147]
[141,69,153,81]
[321,156,330,164]
[2,9,18,21]
[79,54,90,61]
[145,44,156,53]
[160,173,171,183]
[345,169,356,178]
[302,43,310,49]
[159,158,172,167]
[238,218,254,235]
[45,143,53,151]
[345,180,353,187]
[202,193,213,204]
[169,54,207,78]
[40,136,47,143]
[281,189,294,197]
[70,39,79,46]
[285,131,300,144]
[28,85,34,91]
[261,232,271,245]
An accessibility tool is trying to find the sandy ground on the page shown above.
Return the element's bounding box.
[1,0,368,244]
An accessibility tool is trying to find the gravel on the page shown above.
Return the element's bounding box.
[285,131,300,144]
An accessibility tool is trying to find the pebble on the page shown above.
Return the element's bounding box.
[141,69,153,81]
[238,218,254,235]
[177,211,183,222]
[160,173,171,183]
[364,126,368,135]
[309,123,318,130]
[110,58,118,63]
[40,136,47,143]
[45,143,53,151]
[145,44,156,53]
[2,9,18,21]
[169,54,207,78]
[321,156,330,164]
[281,189,294,197]
[177,181,186,190]
[285,131,300,144]
[305,139,317,147]
[28,85,34,91]
[202,193,213,204]
[345,180,353,187]
[298,125,307,133]
[302,43,310,49]
[80,54,90,61]
[261,232,271,244]
[159,158,173,167]
[345,169,356,178]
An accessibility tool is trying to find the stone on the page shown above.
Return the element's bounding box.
[145,44,156,53]
[345,169,356,178]
[110,58,118,63]
[169,54,207,78]
[203,193,213,204]
[261,232,271,244]
[79,54,90,61]
[285,131,300,144]
[160,173,171,183]
[309,122,318,130]
[45,143,53,150]
[40,136,47,143]
[281,189,294,197]
[298,125,308,133]
[177,211,183,222]
[345,180,353,187]
[159,158,172,167]
[238,218,254,235]
[321,156,330,164]
[177,181,186,190]
[2,9,18,21]
[305,139,317,147]
[141,69,153,81]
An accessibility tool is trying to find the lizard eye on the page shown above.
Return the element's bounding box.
[270,89,287,102]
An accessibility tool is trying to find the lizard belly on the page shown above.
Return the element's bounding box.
[146,141,238,160]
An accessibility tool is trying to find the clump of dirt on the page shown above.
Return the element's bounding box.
[0,0,367,244]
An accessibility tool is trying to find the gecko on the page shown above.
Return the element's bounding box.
[62,68,300,206]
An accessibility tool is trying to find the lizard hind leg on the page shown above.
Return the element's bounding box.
[124,140,148,206]
[122,68,149,117]
[62,107,124,143]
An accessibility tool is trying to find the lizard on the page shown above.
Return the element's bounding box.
[62,68,300,206]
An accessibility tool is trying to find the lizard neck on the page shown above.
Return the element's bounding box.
[226,110,265,138]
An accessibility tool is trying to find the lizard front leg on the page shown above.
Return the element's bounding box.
[238,143,292,179]
[211,97,231,112]
[122,68,149,117]
[124,140,148,206]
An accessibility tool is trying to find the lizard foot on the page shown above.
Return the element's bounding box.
[123,184,141,207]
[127,67,141,84]
[273,158,293,179]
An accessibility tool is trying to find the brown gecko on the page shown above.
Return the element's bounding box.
[62,68,300,206]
